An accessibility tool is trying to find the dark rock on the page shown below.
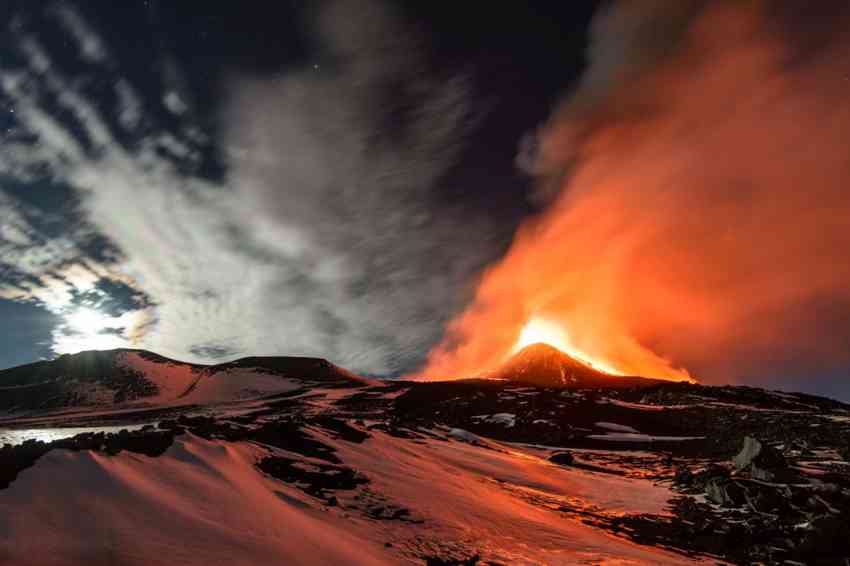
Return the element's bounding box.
[674,466,693,485]
[250,420,340,463]
[313,416,370,443]
[794,513,850,563]
[733,436,786,480]
[425,554,480,566]
[256,456,369,498]
[157,419,184,433]
[549,451,574,466]
[705,478,746,507]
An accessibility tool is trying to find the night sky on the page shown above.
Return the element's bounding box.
[1,1,849,401]
[0,1,597,371]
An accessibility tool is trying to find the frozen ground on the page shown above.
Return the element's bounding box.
[0,429,700,566]
[1,351,849,564]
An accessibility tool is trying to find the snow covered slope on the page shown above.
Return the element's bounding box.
[1,350,848,563]
[0,431,698,565]
[0,349,373,414]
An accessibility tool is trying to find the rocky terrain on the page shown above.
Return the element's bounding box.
[0,346,848,564]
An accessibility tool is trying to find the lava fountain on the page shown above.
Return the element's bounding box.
[513,318,623,376]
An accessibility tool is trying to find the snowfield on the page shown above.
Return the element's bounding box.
[0,430,699,566]
[0,435,389,566]
[1,348,848,564]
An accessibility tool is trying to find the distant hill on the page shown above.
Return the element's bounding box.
[0,349,373,414]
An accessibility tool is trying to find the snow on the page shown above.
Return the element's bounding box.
[472,413,516,427]
[447,428,482,443]
[503,388,540,396]
[825,414,850,423]
[334,430,701,565]
[0,423,151,446]
[182,368,301,404]
[0,434,391,566]
[587,433,705,442]
[119,352,306,406]
[0,422,713,565]
[595,421,640,433]
[701,401,808,414]
[118,351,199,402]
[597,398,690,411]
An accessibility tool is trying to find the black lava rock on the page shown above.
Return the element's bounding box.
[549,451,575,466]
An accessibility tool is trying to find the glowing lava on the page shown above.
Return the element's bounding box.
[513,318,623,375]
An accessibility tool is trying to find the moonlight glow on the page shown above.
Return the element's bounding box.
[54,307,136,354]
[66,307,113,334]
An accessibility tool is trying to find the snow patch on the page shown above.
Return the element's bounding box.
[117,351,199,402]
[0,423,151,446]
[183,368,301,404]
[472,413,516,427]
[587,433,705,442]
[595,422,640,433]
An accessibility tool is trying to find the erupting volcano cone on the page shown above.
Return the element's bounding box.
[490,343,660,389]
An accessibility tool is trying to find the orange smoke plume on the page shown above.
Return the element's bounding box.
[417,2,850,385]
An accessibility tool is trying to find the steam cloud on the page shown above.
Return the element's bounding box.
[419,1,850,395]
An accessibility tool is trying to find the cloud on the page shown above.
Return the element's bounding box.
[0,0,499,374]
[50,4,109,63]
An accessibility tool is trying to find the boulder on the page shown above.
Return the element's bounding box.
[674,466,694,485]
[549,451,575,466]
[705,477,746,507]
[733,436,786,480]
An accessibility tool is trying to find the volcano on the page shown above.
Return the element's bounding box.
[490,342,664,389]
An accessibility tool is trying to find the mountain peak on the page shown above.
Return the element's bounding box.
[513,341,577,359]
[488,342,609,388]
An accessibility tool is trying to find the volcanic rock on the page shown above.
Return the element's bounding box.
[705,477,746,507]
[733,436,787,480]
[488,342,662,389]
[549,451,575,466]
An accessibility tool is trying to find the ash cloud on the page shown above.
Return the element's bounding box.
[421,1,850,396]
